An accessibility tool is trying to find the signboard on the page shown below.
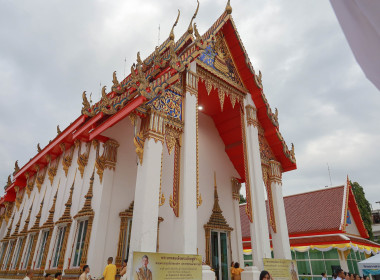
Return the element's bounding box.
[132,252,202,280]
[263,259,299,280]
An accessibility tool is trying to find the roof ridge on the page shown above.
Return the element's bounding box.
[284,185,345,199]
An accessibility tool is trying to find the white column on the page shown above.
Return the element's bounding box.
[244,95,271,270]
[179,63,198,254]
[270,160,291,259]
[85,139,119,277]
[127,112,164,279]
[232,179,244,266]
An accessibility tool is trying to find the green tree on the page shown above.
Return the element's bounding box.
[239,194,246,204]
[350,181,374,240]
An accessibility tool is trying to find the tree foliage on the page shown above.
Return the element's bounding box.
[350,181,373,240]
[239,194,246,204]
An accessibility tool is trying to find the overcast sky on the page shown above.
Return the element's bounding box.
[0,0,379,209]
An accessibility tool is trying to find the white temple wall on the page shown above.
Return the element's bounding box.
[197,112,240,263]
[86,117,137,275]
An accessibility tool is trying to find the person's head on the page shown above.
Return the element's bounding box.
[44,273,51,280]
[245,263,249,267]
[345,273,350,280]
[322,273,327,278]
[333,273,337,279]
[26,271,34,278]
[336,268,344,279]
[122,259,127,267]
[260,270,270,280]
[107,257,113,264]
[234,263,240,269]
[83,265,90,273]
[142,255,149,267]
[351,274,355,280]
[365,277,370,280]
[54,272,62,280]
[231,262,235,267]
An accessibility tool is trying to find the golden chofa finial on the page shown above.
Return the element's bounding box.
[225,0,232,14]
[82,91,90,109]
[14,160,20,173]
[169,9,180,41]
[188,0,200,34]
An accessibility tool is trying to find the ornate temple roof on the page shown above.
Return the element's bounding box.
[240,179,372,241]
[1,1,296,208]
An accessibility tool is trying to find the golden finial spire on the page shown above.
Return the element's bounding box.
[74,169,95,219]
[12,208,24,236]
[169,10,181,41]
[56,175,76,224]
[4,215,15,239]
[21,194,36,234]
[31,186,48,231]
[42,179,60,228]
[187,0,200,34]
[14,160,20,174]
[225,0,232,14]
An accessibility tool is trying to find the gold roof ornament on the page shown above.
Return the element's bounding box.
[82,91,91,114]
[14,160,20,175]
[225,0,232,14]
[169,9,180,41]
[37,143,42,153]
[57,125,62,135]
[187,0,200,34]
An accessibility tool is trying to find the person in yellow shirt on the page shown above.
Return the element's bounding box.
[231,262,244,280]
[103,257,117,280]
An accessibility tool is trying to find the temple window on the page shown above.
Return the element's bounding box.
[71,219,89,268]
[34,230,50,269]
[293,249,340,280]
[115,201,163,267]
[116,202,134,267]
[51,226,66,268]
[120,218,133,262]
[204,174,233,280]
[210,231,230,280]
[2,239,15,270]
[21,234,35,270]
[9,237,24,270]
[0,242,7,267]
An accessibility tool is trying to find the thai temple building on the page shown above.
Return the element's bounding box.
[241,180,380,279]
[0,1,297,280]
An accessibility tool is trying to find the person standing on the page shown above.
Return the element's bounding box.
[120,259,128,280]
[335,269,344,280]
[103,257,117,280]
[23,271,34,280]
[322,272,327,280]
[231,263,244,280]
[80,265,90,280]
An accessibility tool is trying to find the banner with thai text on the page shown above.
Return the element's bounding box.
[132,251,202,280]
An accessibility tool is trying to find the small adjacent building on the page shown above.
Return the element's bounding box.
[241,180,380,279]
[372,209,380,243]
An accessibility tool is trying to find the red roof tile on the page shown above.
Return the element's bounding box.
[240,186,346,239]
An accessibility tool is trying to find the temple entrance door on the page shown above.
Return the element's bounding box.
[211,231,230,280]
